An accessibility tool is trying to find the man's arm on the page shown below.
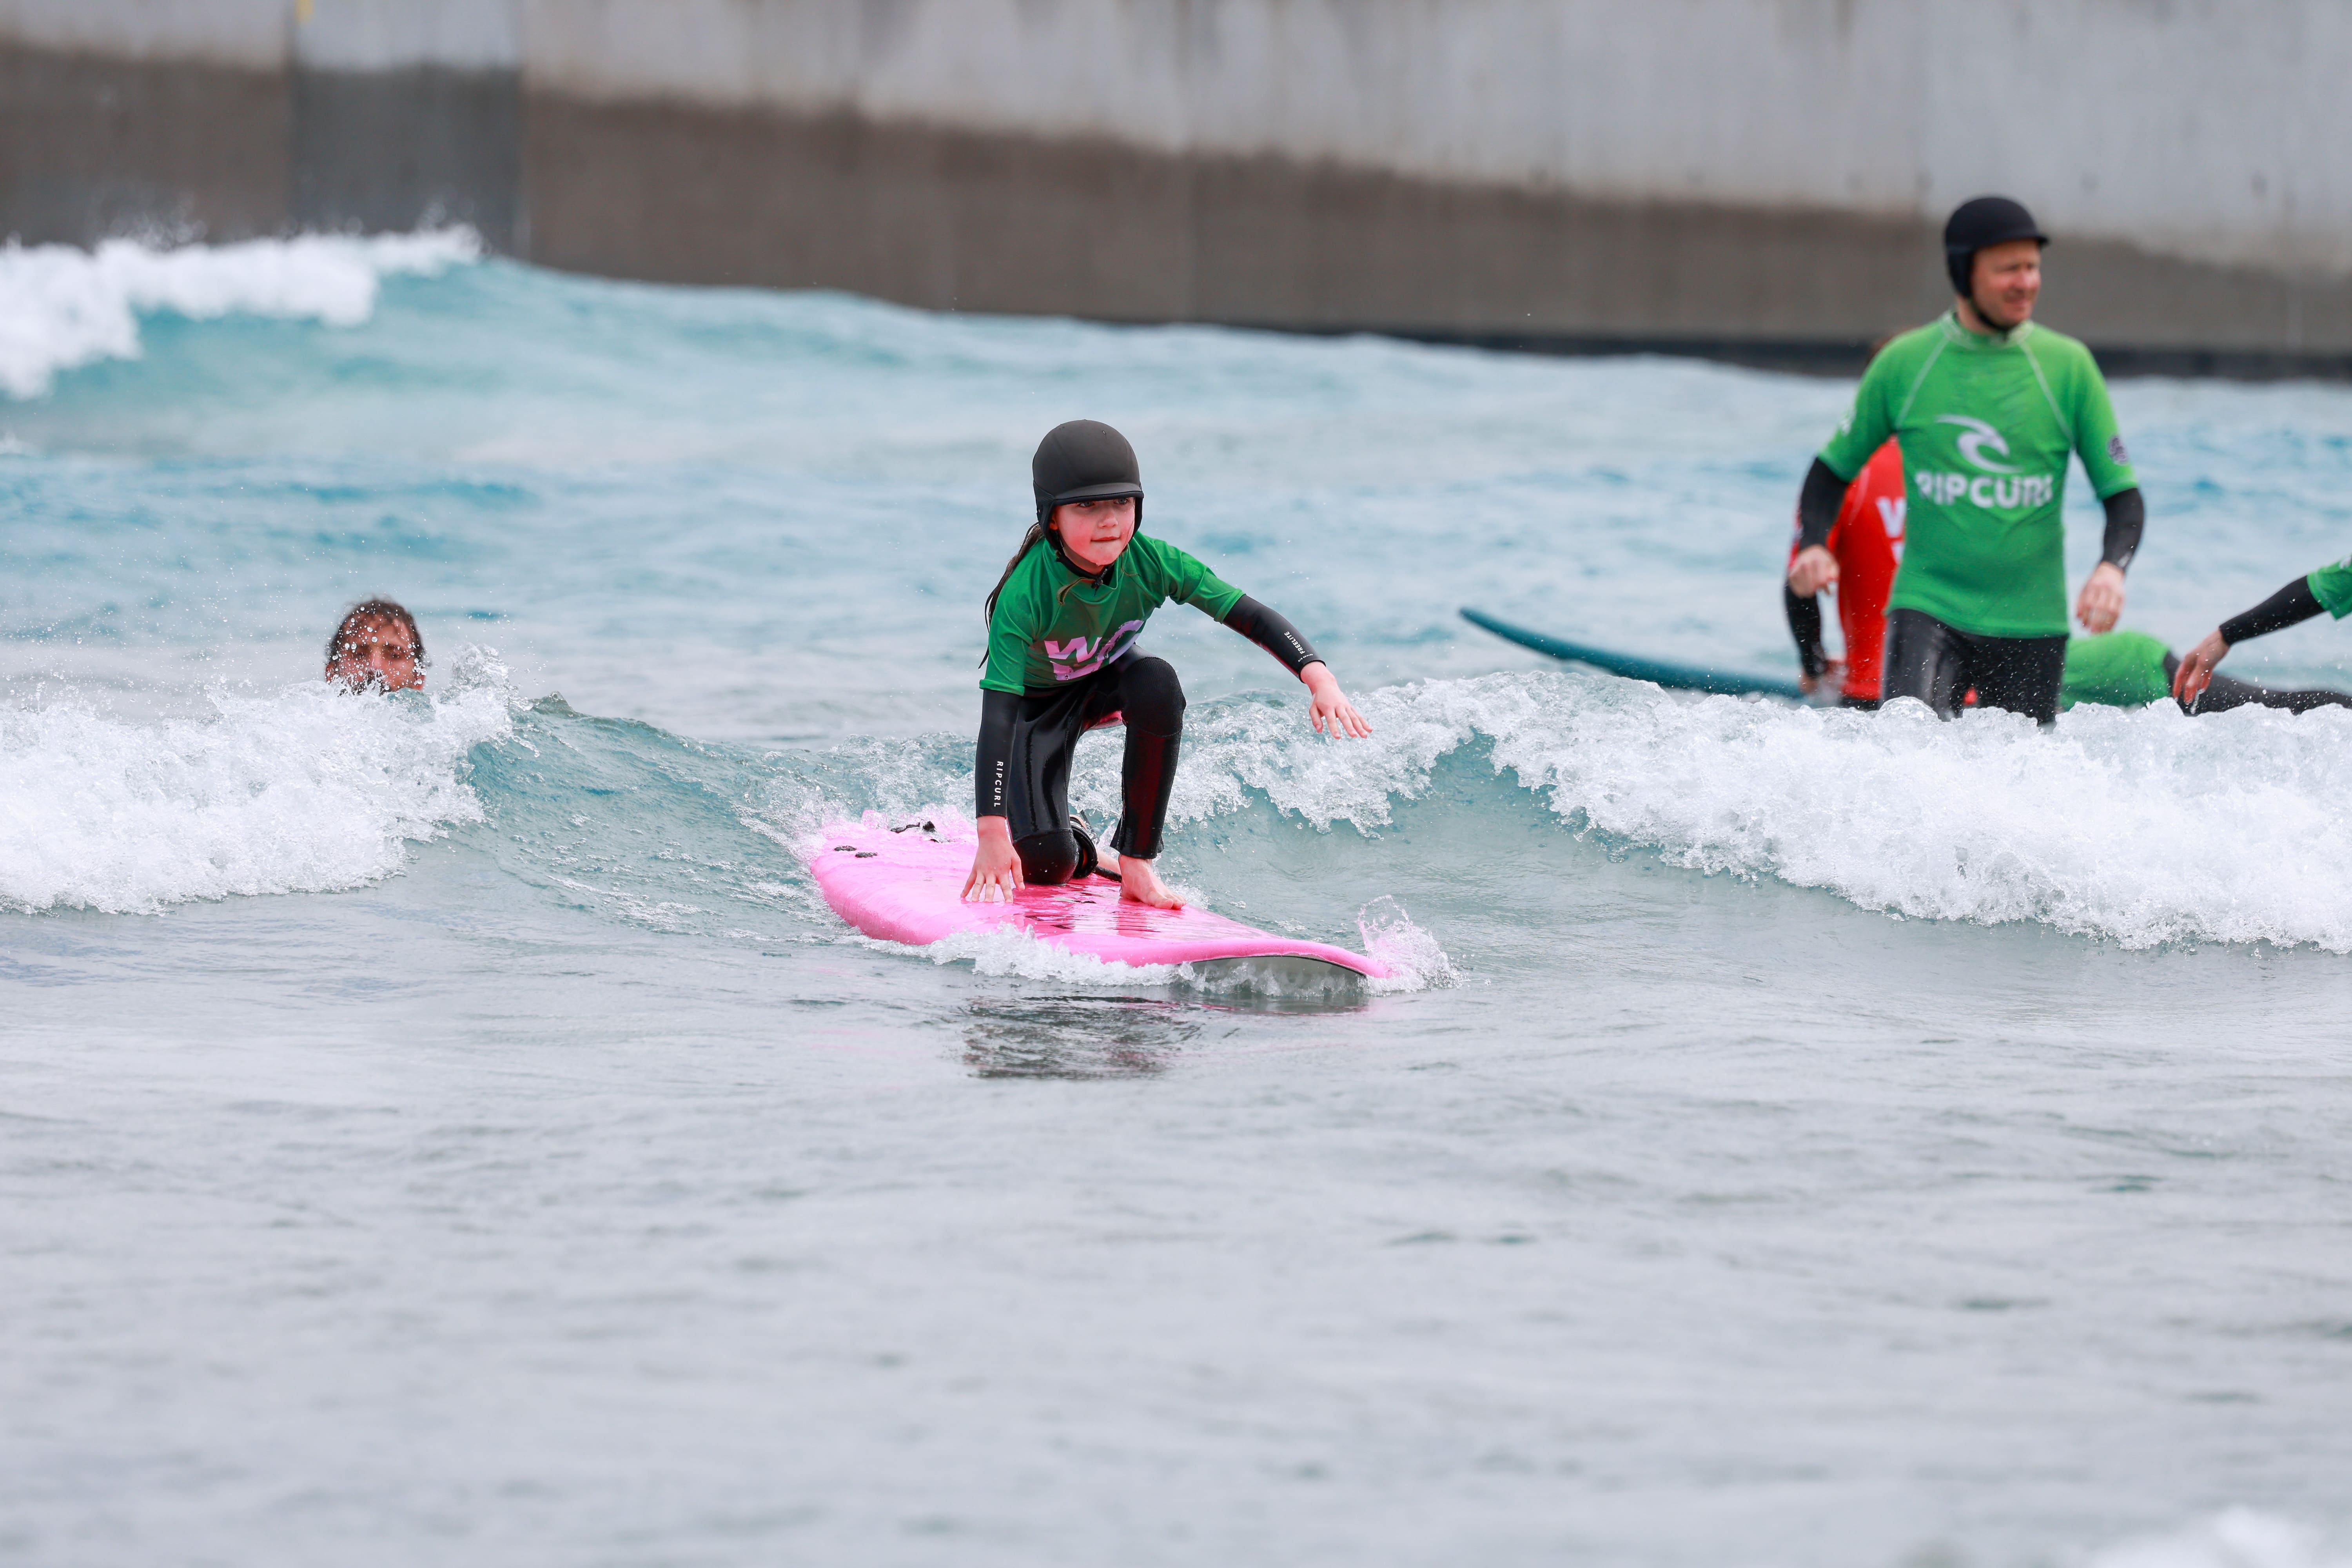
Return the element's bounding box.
[2074,487,2143,633]
[2100,487,2144,572]
[1787,460,1849,596]
[1796,352,1894,596]
[2068,343,2140,634]
[1794,459,1847,553]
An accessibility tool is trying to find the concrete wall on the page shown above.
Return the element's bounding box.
[522,0,2352,281]
[5,0,2350,368]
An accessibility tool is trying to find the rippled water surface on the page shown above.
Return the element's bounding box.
[4,234,2350,1568]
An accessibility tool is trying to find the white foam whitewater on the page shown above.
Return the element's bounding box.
[0,228,481,399]
[0,658,513,914]
[1160,670,2352,953]
[2081,1508,2349,1568]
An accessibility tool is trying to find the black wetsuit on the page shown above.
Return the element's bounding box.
[975,596,1321,884]
[1881,610,2072,723]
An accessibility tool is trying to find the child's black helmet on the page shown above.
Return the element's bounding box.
[1033,419,1143,525]
[1944,195,2049,296]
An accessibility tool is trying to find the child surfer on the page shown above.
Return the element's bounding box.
[963,420,1372,909]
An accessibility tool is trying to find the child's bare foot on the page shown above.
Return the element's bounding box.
[1103,851,1183,909]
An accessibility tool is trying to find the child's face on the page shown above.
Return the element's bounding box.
[1053,497,1137,572]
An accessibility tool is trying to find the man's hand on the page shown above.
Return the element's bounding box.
[962,815,1022,903]
[1788,545,1838,597]
[2171,628,2230,709]
[2075,561,2127,634]
[1302,663,1373,739]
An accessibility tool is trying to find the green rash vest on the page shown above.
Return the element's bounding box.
[1819,312,2138,640]
[982,531,1245,695]
[2303,555,2352,620]
[2058,630,2172,711]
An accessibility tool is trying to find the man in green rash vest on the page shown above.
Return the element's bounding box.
[1787,196,2147,726]
[2171,553,2352,710]
[2062,628,2352,714]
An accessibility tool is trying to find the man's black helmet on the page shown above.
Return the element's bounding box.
[1944,195,2050,295]
[1033,419,1143,525]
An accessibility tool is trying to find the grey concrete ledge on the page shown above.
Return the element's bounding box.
[7,43,2351,376]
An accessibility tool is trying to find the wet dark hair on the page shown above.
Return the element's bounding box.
[324,599,425,677]
[979,501,1137,643]
[982,524,1051,629]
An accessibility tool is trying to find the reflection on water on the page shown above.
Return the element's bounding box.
[960,978,1374,1080]
[962,995,1201,1079]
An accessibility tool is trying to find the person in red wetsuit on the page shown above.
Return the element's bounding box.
[1785,435,1905,707]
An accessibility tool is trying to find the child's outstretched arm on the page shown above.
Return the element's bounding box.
[964,690,1025,902]
[1223,596,1373,739]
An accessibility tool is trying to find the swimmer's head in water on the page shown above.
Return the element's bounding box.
[325,599,426,693]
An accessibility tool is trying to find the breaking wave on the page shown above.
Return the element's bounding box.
[0,653,513,913]
[15,663,2352,952]
[0,227,481,399]
[1138,669,2352,953]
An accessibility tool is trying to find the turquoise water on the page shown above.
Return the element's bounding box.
[4,234,2351,1567]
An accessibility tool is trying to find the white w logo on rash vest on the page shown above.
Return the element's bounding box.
[1042,619,1144,681]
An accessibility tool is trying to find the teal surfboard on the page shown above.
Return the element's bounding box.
[1461,608,1807,701]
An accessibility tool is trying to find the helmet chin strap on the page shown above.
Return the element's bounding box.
[1047,526,1103,579]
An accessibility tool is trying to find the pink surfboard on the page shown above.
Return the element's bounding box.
[808,815,1391,985]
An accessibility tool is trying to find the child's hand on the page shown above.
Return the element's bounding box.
[1302,663,1373,739]
[962,817,1023,902]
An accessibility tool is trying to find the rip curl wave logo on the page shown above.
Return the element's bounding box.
[1043,620,1145,681]
[1918,414,2056,509]
[1936,414,2019,474]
